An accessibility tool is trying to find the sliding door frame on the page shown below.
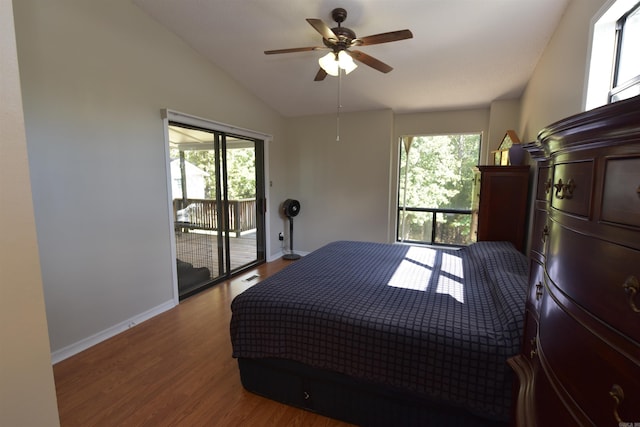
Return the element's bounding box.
[161,109,272,303]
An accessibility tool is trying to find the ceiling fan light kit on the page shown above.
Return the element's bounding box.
[318,50,357,76]
[265,7,413,141]
[264,7,412,81]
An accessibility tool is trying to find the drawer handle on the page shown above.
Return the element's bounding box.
[529,337,537,359]
[542,225,549,243]
[554,178,576,200]
[622,276,640,313]
[609,384,625,424]
[535,282,543,300]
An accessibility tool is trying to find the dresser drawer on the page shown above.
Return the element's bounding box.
[551,161,594,217]
[530,354,583,427]
[546,221,640,343]
[521,310,538,358]
[536,166,551,201]
[601,156,640,228]
[538,292,640,426]
[530,208,548,257]
[509,350,579,427]
[527,260,544,314]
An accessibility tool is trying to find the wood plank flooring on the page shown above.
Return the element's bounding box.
[53,259,354,426]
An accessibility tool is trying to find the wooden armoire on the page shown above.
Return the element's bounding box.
[472,165,530,253]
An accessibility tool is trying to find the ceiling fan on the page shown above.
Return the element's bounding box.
[264,8,413,81]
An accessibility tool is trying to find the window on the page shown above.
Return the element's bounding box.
[585,0,640,109]
[611,3,640,102]
[397,133,481,246]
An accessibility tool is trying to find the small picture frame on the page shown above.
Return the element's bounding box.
[492,130,520,165]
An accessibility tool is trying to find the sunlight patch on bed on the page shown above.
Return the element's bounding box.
[436,276,465,303]
[436,253,465,303]
[387,247,436,291]
[440,253,463,279]
[404,246,437,266]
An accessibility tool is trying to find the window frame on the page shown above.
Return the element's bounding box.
[585,0,640,110]
[610,2,640,102]
[396,133,482,247]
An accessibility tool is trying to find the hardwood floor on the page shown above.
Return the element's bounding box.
[53,259,354,426]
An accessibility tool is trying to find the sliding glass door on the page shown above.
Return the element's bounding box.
[168,122,265,299]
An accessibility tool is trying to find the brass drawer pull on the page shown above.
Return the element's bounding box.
[554,178,576,200]
[609,384,625,423]
[529,337,537,359]
[535,282,543,300]
[542,225,549,243]
[622,276,640,313]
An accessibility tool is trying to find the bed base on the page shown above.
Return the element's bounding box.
[238,358,506,427]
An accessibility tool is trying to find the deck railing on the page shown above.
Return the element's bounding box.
[174,198,256,235]
[397,206,475,246]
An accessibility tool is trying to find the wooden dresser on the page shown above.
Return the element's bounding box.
[473,165,530,252]
[509,96,640,426]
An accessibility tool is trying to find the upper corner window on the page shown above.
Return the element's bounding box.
[585,0,640,110]
[610,3,640,102]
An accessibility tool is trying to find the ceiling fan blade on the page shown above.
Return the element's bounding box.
[348,50,393,73]
[354,29,413,46]
[306,18,338,42]
[314,68,328,81]
[264,46,324,55]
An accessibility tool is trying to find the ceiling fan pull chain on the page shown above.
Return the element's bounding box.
[336,68,342,142]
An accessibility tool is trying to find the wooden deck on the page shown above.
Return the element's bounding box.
[175,230,259,295]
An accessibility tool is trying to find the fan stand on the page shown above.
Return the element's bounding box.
[283,216,301,260]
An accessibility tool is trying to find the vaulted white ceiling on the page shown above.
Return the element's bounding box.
[133,0,571,117]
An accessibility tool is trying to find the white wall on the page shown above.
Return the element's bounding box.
[394,108,491,161]
[13,0,286,357]
[519,0,609,140]
[284,110,394,252]
[487,99,522,154]
[517,0,609,255]
[282,107,502,253]
[282,103,526,253]
[0,0,60,425]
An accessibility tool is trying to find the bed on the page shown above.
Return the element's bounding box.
[230,240,529,426]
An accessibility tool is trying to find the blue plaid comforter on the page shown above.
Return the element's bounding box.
[230,241,528,422]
